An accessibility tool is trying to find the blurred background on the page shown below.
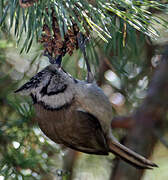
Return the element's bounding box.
[0,0,168,179]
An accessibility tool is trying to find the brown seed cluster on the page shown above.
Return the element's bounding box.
[19,0,38,8]
[39,10,80,58]
[20,2,85,57]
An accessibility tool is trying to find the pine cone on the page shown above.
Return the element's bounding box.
[19,0,38,8]
[39,9,83,58]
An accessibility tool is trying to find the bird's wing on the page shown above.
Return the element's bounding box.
[64,109,109,155]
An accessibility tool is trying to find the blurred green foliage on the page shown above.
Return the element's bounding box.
[0,37,61,180]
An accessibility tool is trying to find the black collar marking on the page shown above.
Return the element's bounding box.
[31,93,74,111]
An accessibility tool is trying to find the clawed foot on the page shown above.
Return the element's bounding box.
[43,50,62,67]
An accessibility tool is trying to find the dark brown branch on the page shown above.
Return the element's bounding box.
[111,116,134,129]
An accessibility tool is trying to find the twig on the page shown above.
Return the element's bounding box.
[111,116,134,129]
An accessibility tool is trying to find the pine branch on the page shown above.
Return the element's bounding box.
[0,0,167,52]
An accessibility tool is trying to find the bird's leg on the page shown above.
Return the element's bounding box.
[54,54,62,67]
[77,32,94,83]
[43,50,62,67]
[43,50,54,64]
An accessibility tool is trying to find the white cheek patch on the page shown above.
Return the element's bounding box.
[33,83,75,109]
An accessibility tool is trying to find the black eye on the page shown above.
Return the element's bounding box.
[47,84,67,96]
[53,76,59,83]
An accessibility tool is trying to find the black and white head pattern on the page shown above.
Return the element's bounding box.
[15,64,77,110]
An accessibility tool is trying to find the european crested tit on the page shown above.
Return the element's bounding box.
[15,63,157,169]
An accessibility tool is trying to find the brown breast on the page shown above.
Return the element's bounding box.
[34,102,109,155]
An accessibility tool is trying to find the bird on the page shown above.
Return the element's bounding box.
[15,60,157,169]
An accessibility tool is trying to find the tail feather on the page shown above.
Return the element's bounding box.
[109,140,158,169]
